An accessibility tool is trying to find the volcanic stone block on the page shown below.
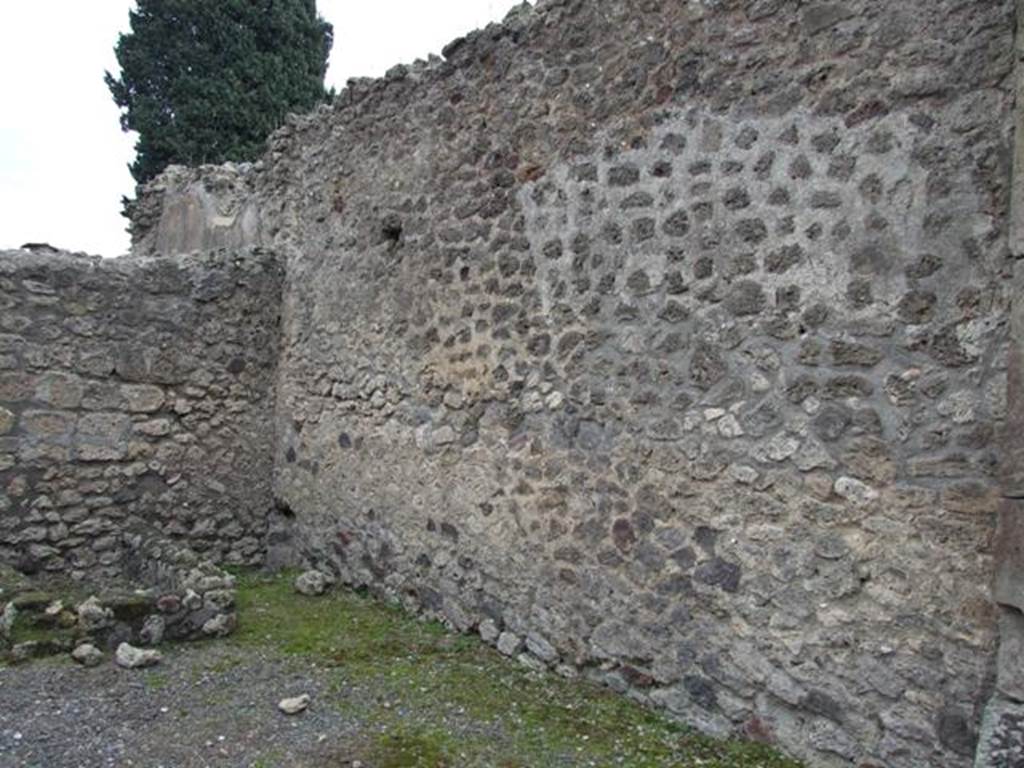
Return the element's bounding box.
[75,413,131,461]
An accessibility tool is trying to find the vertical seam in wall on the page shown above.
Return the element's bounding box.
[977,4,1024,765]
[268,244,295,513]
[1012,0,1024,258]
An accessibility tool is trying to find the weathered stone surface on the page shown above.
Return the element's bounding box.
[0,602,16,638]
[526,632,558,664]
[156,594,182,614]
[997,609,1024,701]
[203,589,235,612]
[75,412,131,462]
[120,384,165,414]
[1004,188,1024,491]
[991,25,1024,762]
[497,632,523,658]
[22,411,73,442]
[937,705,978,757]
[0,406,16,435]
[76,596,113,632]
[139,615,166,646]
[71,643,104,667]
[725,281,767,316]
[294,570,331,596]
[996,499,1024,613]
[250,2,1009,764]
[479,618,500,644]
[801,3,854,35]
[976,697,1024,768]
[0,248,282,577]
[34,374,84,409]
[278,694,310,715]
[833,477,879,506]
[201,612,236,638]
[115,642,161,669]
[131,164,262,256]
[4,0,1016,765]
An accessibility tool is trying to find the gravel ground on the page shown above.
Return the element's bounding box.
[0,645,365,768]
[0,573,802,768]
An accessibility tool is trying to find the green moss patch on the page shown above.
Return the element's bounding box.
[231,571,803,768]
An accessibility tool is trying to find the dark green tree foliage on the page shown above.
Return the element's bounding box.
[106,0,333,184]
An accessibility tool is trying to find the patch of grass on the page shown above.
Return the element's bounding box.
[5,614,77,659]
[208,653,245,674]
[352,653,797,768]
[233,570,804,768]
[0,568,92,609]
[144,670,170,691]
[1,569,98,664]
[231,571,462,667]
[368,724,455,768]
[8,620,60,646]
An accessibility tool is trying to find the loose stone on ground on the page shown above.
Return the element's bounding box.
[278,694,311,715]
[115,642,162,669]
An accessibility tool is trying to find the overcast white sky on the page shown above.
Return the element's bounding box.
[0,1,518,257]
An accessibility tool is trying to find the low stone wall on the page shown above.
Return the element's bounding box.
[1,535,238,664]
[0,246,283,578]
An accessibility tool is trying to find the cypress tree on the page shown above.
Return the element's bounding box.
[106,0,333,184]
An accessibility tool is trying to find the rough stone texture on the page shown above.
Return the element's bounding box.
[71,642,104,667]
[0,247,283,577]
[979,3,1024,767]
[294,569,332,596]
[265,2,1011,765]
[87,0,1024,765]
[976,697,1024,768]
[1002,211,1024,498]
[1,536,238,665]
[114,642,161,669]
[129,164,263,257]
[278,694,311,715]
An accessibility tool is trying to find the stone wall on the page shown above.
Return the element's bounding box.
[0,247,283,579]
[128,164,263,257]
[979,0,1024,763]
[126,0,1017,765]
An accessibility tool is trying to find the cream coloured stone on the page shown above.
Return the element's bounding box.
[278,694,310,715]
[115,642,162,669]
[0,406,14,435]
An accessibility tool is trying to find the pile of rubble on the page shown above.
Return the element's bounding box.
[1,538,237,668]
